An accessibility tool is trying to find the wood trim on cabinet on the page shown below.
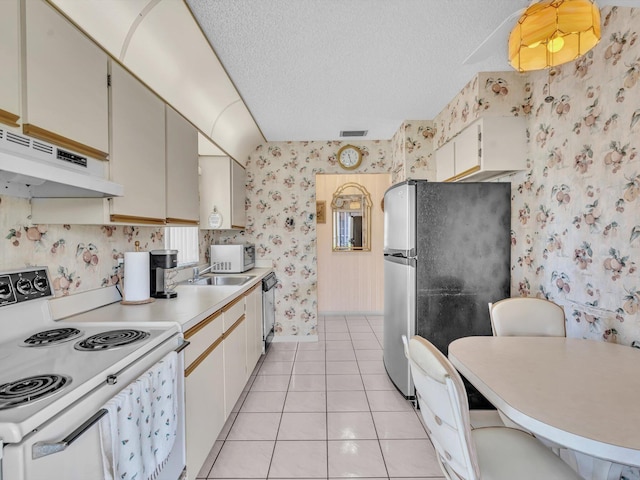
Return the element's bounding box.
[222,295,244,313]
[22,123,109,161]
[446,165,482,182]
[109,214,166,225]
[184,309,222,339]
[224,314,245,337]
[231,224,246,230]
[184,313,246,377]
[166,217,199,226]
[184,334,224,377]
[244,283,261,296]
[0,108,20,128]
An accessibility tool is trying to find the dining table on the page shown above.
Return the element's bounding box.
[448,336,640,478]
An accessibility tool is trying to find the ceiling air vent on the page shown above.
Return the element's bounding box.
[340,130,368,138]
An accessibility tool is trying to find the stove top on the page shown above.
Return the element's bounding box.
[74,329,150,351]
[0,267,181,444]
[0,374,70,410]
[22,327,83,347]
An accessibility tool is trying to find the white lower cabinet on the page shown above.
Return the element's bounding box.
[245,284,264,368]
[184,309,225,480]
[185,341,224,479]
[183,286,264,479]
[223,317,247,418]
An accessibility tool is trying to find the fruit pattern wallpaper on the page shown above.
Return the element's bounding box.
[513,6,640,349]
[215,140,394,337]
[0,195,165,296]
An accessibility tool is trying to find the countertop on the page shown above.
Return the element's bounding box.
[57,268,272,332]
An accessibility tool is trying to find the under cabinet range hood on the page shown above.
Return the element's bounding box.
[0,128,124,198]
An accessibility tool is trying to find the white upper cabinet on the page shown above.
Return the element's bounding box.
[199,155,247,230]
[435,140,455,182]
[109,62,166,223]
[231,159,247,229]
[435,116,527,182]
[165,106,199,225]
[48,0,265,163]
[0,0,20,128]
[22,0,109,160]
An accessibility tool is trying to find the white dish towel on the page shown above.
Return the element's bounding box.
[99,351,178,480]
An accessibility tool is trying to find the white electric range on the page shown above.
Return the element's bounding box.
[0,267,186,480]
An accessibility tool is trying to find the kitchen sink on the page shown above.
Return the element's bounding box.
[191,275,254,286]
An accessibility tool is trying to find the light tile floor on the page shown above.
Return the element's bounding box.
[197,315,446,480]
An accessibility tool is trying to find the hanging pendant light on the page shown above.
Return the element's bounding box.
[509,0,601,72]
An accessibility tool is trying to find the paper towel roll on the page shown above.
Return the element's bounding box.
[124,251,150,302]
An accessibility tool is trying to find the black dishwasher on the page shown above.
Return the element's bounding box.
[262,272,277,352]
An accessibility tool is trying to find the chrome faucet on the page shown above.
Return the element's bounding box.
[192,264,214,281]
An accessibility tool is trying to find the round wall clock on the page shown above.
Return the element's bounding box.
[337,144,363,170]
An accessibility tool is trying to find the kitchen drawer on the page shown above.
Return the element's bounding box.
[222,295,245,331]
[184,309,223,369]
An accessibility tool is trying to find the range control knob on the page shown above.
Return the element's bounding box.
[0,281,12,299]
[33,275,49,292]
[15,278,32,295]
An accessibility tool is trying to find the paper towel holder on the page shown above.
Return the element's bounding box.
[121,241,155,305]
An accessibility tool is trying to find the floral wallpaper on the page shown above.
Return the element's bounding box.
[511,6,640,350]
[433,70,530,148]
[234,141,393,337]
[0,195,165,297]
[390,120,437,183]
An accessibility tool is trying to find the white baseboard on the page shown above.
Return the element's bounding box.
[318,311,384,316]
[272,334,318,343]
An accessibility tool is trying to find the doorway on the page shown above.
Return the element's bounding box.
[315,173,391,315]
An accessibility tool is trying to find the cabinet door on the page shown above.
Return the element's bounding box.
[454,122,481,176]
[230,159,246,229]
[223,319,247,417]
[245,285,263,371]
[23,0,109,159]
[185,343,225,478]
[166,106,199,224]
[0,0,20,127]
[199,156,231,229]
[435,140,455,181]
[109,62,166,224]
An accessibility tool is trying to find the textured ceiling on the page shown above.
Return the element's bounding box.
[187,0,534,141]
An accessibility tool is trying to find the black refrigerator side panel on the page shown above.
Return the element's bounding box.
[415,182,510,356]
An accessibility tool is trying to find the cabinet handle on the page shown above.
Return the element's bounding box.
[32,409,108,458]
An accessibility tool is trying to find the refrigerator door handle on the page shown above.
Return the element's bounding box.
[384,255,416,267]
[384,248,416,258]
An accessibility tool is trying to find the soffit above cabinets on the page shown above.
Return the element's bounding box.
[49,0,264,163]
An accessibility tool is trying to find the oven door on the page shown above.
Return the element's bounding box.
[2,335,186,480]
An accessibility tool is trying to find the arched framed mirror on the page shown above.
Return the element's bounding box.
[331,182,372,252]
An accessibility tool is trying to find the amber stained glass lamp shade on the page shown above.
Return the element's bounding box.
[509,0,601,71]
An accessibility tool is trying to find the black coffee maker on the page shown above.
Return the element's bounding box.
[150,249,178,298]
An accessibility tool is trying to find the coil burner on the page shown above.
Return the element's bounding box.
[22,328,83,347]
[74,329,150,351]
[0,374,70,410]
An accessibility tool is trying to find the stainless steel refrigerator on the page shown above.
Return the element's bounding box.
[383,180,510,406]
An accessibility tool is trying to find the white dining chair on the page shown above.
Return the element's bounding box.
[403,335,580,480]
[489,297,566,337]
[488,297,567,436]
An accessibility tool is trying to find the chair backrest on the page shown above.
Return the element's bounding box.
[489,297,566,337]
[403,335,479,480]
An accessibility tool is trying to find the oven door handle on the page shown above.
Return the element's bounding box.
[32,408,108,459]
[175,339,190,354]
